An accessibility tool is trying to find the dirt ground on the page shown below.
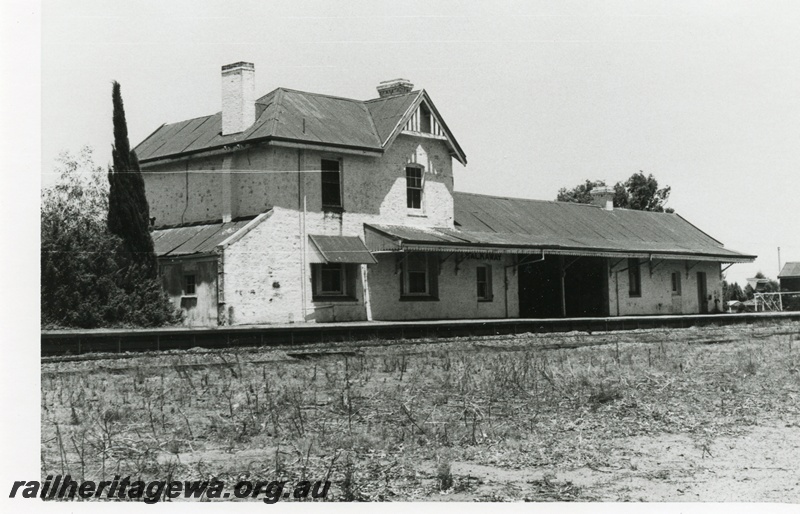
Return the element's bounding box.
[427,422,800,502]
[41,321,800,502]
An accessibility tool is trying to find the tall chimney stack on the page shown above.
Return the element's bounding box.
[221,62,255,135]
[590,185,615,211]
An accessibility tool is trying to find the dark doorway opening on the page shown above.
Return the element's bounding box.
[518,256,561,318]
[518,256,609,318]
[697,271,708,314]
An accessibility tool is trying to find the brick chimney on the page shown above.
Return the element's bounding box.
[590,185,615,211]
[221,62,255,135]
[376,78,413,98]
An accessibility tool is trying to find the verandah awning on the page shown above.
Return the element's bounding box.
[363,224,754,263]
[308,235,377,265]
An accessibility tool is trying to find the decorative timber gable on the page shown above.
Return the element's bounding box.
[402,101,445,137]
[383,91,467,166]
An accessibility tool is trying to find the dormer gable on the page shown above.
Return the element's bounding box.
[370,90,467,166]
[403,101,441,136]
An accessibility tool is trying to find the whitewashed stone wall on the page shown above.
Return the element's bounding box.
[608,259,722,315]
[143,131,459,325]
[368,253,519,321]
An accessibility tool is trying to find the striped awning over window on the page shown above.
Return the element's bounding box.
[308,235,377,265]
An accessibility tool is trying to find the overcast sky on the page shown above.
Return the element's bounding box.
[40,0,799,285]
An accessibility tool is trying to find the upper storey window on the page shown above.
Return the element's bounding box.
[406,166,423,211]
[321,159,342,210]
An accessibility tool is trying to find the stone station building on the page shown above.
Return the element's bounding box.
[135,62,755,326]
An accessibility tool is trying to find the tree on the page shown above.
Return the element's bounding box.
[107,81,156,275]
[623,171,672,212]
[722,280,746,303]
[556,179,604,204]
[41,148,177,328]
[556,171,674,212]
[743,271,780,300]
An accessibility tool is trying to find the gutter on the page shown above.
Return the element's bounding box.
[398,243,754,263]
[139,137,383,166]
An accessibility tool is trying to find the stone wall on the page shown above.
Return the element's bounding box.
[142,133,455,230]
[609,259,722,315]
[368,253,518,321]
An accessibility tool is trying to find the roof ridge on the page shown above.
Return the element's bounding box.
[454,190,600,208]
[361,98,380,143]
[160,112,219,127]
[275,87,369,104]
[364,90,422,103]
[455,191,684,215]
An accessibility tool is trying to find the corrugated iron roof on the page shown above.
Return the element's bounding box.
[308,235,377,264]
[367,193,755,262]
[779,262,800,278]
[153,219,253,257]
[453,192,753,260]
[365,92,420,145]
[134,87,466,165]
[134,89,384,163]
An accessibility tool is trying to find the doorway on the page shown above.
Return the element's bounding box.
[697,271,708,314]
[518,256,609,318]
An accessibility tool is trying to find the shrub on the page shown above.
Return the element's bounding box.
[41,148,178,328]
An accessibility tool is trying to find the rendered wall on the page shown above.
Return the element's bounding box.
[143,154,227,227]
[220,208,369,325]
[368,253,518,321]
[142,134,455,230]
[209,132,457,325]
[608,259,722,316]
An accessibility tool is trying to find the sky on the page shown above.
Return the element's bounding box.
[39,0,800,285]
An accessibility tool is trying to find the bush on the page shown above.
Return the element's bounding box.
[41,148,178,328]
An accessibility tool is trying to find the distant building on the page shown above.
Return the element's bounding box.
[778,262,800,291]
[134,62,756,326]
[746,277,772,292]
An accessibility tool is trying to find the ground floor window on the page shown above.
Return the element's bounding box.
[477,265,493,301]
[671,271,682,295]
[401,253,438,300]
[312,263,356,300]
[628,258,641,297]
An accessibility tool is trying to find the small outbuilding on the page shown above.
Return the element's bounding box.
[778,262,800,292]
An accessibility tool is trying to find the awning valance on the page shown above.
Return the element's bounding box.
[308,235,377,265]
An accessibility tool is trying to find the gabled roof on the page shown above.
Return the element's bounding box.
[364,92,419,144]
[779,262,800,278]
[134,87,466,164]
[365,193,755,262]
[452,192,753,261]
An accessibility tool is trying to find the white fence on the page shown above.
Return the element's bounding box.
[753,291,800,312]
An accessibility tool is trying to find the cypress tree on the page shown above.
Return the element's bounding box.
[107,81,157,276]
